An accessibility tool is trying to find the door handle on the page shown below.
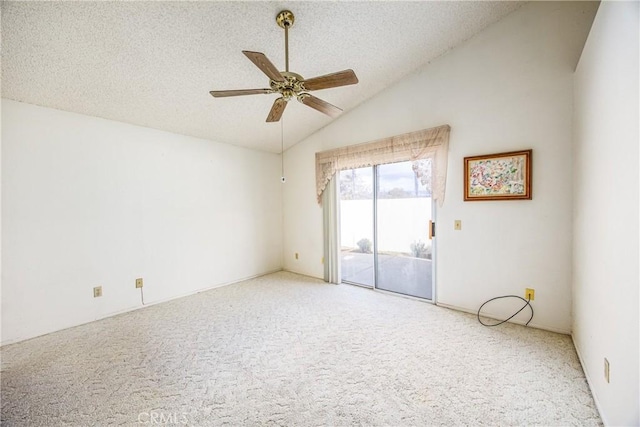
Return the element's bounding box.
[428,220,435,240]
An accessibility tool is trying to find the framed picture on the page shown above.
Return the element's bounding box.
[464,149,532,201]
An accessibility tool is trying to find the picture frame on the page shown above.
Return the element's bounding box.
[464,149,532,201]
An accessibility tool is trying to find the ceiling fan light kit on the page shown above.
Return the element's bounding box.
[210,10,359,123]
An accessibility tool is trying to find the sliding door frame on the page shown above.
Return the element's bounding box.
[372,165,380,292]
[338,163,437,303]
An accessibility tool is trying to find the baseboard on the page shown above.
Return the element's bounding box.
[0,268,283,347]
[436,301,571,335]
[281,268,324,282]
[137,268,284,309]
[572,334,608,425]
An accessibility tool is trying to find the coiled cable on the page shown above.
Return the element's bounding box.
[477,295,533,327]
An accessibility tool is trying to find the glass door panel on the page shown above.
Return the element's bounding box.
[375,161,433,299]
[339,167,374,287]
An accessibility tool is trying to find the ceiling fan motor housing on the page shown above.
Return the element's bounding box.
[270,72,305,101]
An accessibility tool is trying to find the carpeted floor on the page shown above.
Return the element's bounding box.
[1,271,601,426]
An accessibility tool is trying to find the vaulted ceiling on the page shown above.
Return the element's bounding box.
[2,1,524,153]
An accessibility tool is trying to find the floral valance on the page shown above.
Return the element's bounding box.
[315,124,451,205]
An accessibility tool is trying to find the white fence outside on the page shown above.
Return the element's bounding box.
[340,198,432,254]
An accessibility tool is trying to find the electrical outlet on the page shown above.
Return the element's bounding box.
[135,278,143,288]
[93,286,102,298]
[604,358,610,383]
[454,220,462,230]
[295,253,299,260]
[525,288,535,301]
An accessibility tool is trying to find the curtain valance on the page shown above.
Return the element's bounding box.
[315,124,450,205]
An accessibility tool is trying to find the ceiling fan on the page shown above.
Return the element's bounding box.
[209,10,359,122]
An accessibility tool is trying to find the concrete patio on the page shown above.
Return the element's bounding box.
[341,251,433,300]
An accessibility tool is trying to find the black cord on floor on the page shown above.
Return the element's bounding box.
[477,295,533,327]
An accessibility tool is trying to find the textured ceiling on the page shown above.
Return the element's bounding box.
[2,1,524,153]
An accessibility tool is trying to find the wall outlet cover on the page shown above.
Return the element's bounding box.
[525,288,535,300]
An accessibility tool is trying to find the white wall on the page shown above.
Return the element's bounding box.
[283,1,597,333]
[573,1,639,425]
[1,99,283,345]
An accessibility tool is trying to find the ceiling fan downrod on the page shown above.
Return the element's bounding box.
[276,10,294,73]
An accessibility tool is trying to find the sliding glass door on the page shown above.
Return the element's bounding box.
[375,161,433,299]
[339,160,434,299]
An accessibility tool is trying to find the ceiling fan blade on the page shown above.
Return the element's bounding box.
[302,69,358,91]
[210,89,272,98]
[266,97,288,122]
[242,51,285,82]
[298,93,342,118]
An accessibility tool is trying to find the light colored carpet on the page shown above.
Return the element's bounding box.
[1,271,600,426]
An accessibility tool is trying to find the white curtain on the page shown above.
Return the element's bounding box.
[322,177,341,284]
